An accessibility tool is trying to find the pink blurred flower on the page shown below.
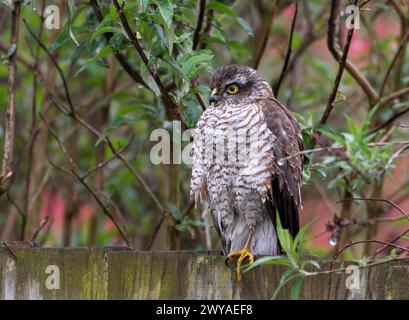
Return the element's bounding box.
[75,204,93,228]
[39,189,65,233]
[283,4,296,17]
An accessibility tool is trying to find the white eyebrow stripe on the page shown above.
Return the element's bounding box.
[227,74,247,85]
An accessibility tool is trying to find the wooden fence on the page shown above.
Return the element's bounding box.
[0,248,408,300]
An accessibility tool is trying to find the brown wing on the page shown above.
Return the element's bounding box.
[261,97,303,238]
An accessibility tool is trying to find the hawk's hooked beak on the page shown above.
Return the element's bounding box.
[209,87,219,104]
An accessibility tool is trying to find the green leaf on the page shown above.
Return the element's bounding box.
[154,0,173,28]
[237,17,253,36]
[92,26,123,40]
[6,43,16,60]
[229,40,251,61]
[74,45,113,77]
[304,260,321,270]
[67,0,80,47]
[184,99,202,128]
[50,27,71,52]
[278,268,296,286]
[166,202,182,221]
[293,217,317,251]
[117,104,157,117]
[276,212,293,253]
[180,50,213,79]
[109,33,124,52]
[95,130,110,146]
[164,56,184,76]
[139,63,161,96]
[95,14,113,30]
[290,276,304,300]
[174,32,193,44]
[110,116,135,129]
[207,1,237,18]
[244,256,291,272]
[150,21,168,54]
[109,3,119,22]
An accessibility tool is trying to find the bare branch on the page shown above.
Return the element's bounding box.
[31,216,50,242]
[379,30,409,98]
[199,8,214,49]
[379,86,409,108]
[36,68,166,214]
[252,0,279,69]
[111,0,184,123]
[273,1,298,97]
[370,104,409,133]
[89,0,148,88]
[23,19,75,116]
[375,227,409,257]
[320,0,356,125]
[0,1,21,196]
[326,0,378,106]
[40,113,132,248]
[80,135,135,180]
[336,197,409,221]
[334,239,409,260]
[192,0,206,50]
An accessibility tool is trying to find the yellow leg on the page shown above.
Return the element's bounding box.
[226,232,255,281]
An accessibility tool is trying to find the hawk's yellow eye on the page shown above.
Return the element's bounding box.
[226,84,239,94]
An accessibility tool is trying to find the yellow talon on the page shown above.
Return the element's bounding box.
[226,231,255,281]
[226,247,255,281]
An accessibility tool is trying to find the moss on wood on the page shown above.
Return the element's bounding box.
[0,248,408,300]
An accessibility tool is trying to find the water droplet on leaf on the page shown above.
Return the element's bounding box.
[329,236,337,247]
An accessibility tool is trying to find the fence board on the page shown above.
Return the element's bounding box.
[0,248,407,300]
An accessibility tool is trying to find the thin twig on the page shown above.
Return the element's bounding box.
[89,0,147,87]
[40,113,132,247]
[23,0,46,241]
[370,104,409,133]
[378,86,409,109]
[336,197,409,221]
[252,0,279,69]
[80,135,135,180]
[199,9,214,49]
[111,0,184,123]
[334,239,409,260]
[21,18,167,215]
[273,1,298,97]
[23,19,75,115]
[31,216,50,242]
[0,1,21,196]
[379,30,409,98]
[326,0,378,106]
[146,212,167,250]
[279,140,409,162]
[40,76,166,214]
[320,0,356,125]
[375,227,409,257]
[192,0,206,50]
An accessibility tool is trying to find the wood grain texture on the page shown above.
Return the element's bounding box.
[0,248,408,300]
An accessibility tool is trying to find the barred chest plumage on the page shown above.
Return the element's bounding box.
[192,101,277,218]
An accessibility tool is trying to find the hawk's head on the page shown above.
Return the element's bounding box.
[209,64,273,106]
